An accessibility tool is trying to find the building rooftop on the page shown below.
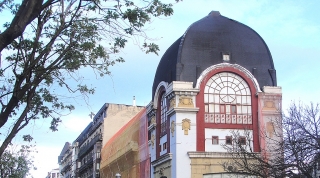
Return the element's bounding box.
[152,11,276,98]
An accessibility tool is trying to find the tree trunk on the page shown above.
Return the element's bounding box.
[0,107,29,157]
[0,0,44,52]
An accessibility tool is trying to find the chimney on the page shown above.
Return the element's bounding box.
[133,96,136,106]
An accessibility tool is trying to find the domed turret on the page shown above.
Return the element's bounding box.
[152,11,276,98]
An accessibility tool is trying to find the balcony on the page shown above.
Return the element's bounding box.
[78,156,93,174]
[61,162,72,174]
[78,134,102,158]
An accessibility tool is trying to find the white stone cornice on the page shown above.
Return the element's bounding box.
[174,90,199,96]
[263,86,282,94]
[151,153,173,167]
[146,101,153,113]
[167,107,199,118]
[167,81,199,94]
[148,123,156,131]
[171,107,199,113]
[167,107,175,117]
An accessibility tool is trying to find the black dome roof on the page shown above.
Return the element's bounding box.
[152,11,277,98]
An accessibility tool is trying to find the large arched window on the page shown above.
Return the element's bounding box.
[204,72,252,124]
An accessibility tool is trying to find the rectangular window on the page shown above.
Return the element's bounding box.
[205,104,208,112]
[209,104,214,113]
[161,122,166,134]
[237,105,242,114]
[212,136,219,145]
[204,94,208,102]
[242,106,248,114]
[214,95,219,102]
[239,136,246,145]
[96,152,101,159]
[226,105,230,114]
[231,105,236,114]
[226,136,232,145]
[220,105,225,113]
[209,94,214,102]
[223,54,230,61]
[163,142,167,150]
[248,106,252,114]
[214,104,220,113]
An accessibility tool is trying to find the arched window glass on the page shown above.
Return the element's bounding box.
[204,72,252,124]
[160,93,167,135]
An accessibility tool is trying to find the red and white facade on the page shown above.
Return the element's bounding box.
[147,63,282,178]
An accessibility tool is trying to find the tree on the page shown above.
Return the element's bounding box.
[222,103,320,178]
[0,0,179,157]
[0,144,37,178]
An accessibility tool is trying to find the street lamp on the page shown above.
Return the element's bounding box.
[115,173,121,178]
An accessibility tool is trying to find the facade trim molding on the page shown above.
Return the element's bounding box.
[151,153,173,167]
[188,151,260,158]
[153,81,168,109]
[173,107,199,113]
[167,107,199,116]
[148,123,156,131]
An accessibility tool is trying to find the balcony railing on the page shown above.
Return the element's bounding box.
[78,134,102,158]
[78,156,93,173]
[61,162,72,173]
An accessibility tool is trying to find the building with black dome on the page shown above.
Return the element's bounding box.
[146,11,282,178]
[99,11,282,178]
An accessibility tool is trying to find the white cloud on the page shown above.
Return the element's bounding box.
[28,145,61,178]
[61,115,92,133]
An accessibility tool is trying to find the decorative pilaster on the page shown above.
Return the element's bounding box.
[258,86,282,154]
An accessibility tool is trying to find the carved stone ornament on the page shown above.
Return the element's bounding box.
[262,101,277,111]
[151,116,156,125]
[159,167,164,176]
[178,97,194,108]
[169,97,176,109]
[151,134,155,149]
[266,121,275,138]
[171,120,175,137]
[182,118,191,135]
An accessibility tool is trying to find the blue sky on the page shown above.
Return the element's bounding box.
[1,0,320,177]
